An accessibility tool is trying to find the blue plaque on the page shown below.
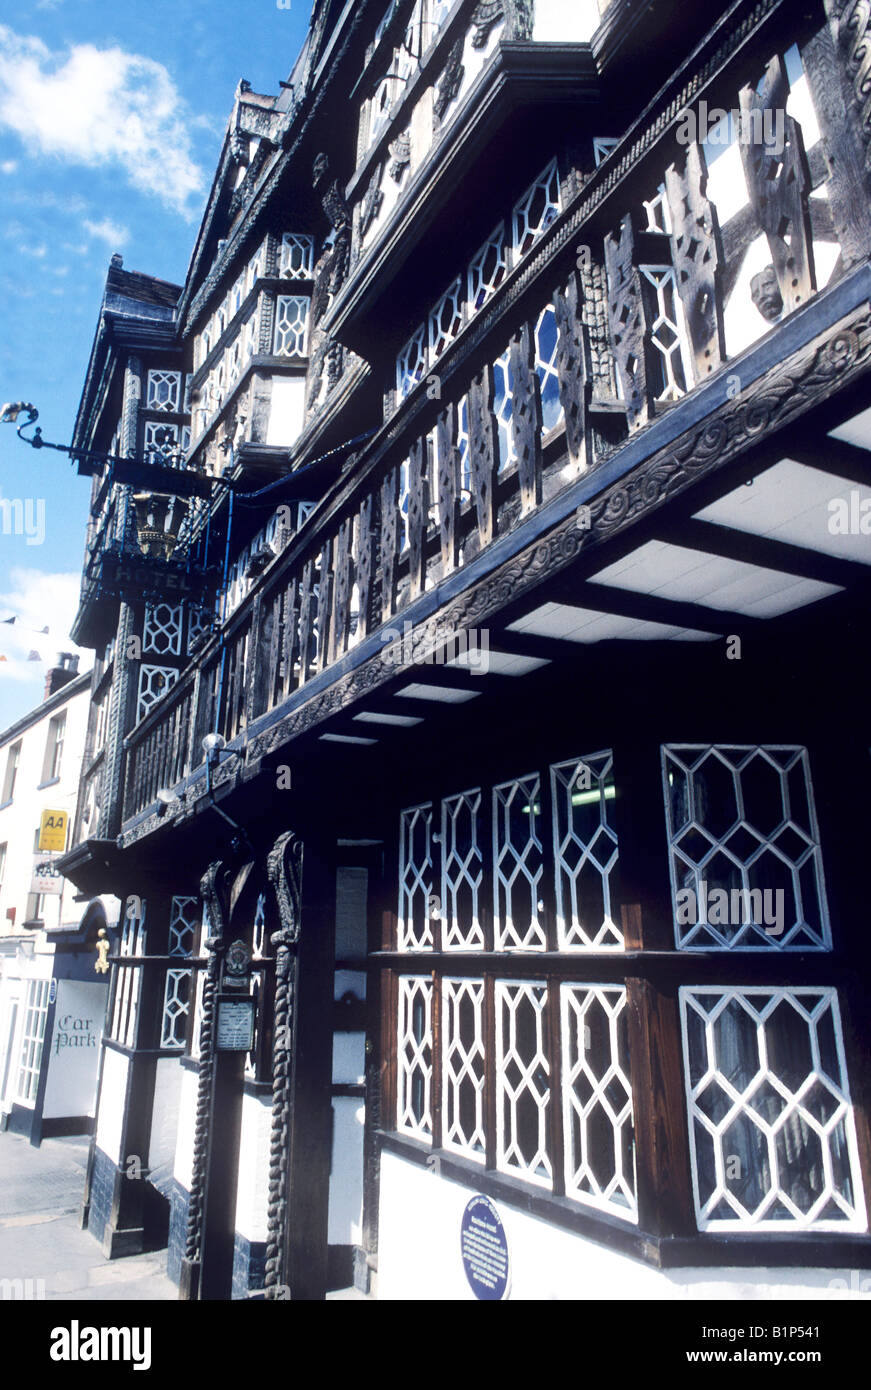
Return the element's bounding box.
[460,1195,510,1301]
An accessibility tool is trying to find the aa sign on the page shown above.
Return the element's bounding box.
[39,810,69,853]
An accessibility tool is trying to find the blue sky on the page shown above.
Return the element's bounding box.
[0,0,312,726]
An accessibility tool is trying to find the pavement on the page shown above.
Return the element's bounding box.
[0,1130,176,1301]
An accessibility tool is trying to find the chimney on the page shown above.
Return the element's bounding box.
[44,652,79,701]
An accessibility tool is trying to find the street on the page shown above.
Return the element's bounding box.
[0,1131,175,1301]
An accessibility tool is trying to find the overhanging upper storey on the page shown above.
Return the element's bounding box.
[327,0,600,354]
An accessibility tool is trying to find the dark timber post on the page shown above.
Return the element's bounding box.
[264,821,336,1300]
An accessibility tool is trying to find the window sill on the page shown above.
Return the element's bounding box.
[377,1132,871,1269]
[36,778,60,791]
[0,800,13,812]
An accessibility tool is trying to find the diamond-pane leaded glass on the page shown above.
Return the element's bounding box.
[274,295,310,357]
[146,370,181,413]
[468,224,508,313]
[551,753,620,950]
[663,745,830,950]
[143,602,183,658]
[493,774,545,950]
[561,985,637,1219]
[512,159,560,260]
[280,233,314,279]
[496,981,551,1184]
[398,803,434,950]
[168,896,198,956]
[442,977,486,1160]
[680,987,866,1231]
[429,278,464,361]
[396,325,427,400]
[640,266,688,401]
[492,349,516,474]
[534,305,564,434]
[397,975,433,1140]
[441,789,484,950]
[137,665,179,723]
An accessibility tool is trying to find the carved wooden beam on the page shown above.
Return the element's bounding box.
[802,16,871,265]
[553,271,590,472]
[380,467,399,623]
[739,56,815,315]
[330,518,352,665]
[604,215,651,431]
[664,142,725,382]
[355,494,374,640]
[437,403,460,572]
[468,365,499,547]
[407,436,427,601]
[509,321,542,516]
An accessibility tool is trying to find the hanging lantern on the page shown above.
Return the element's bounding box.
[133,492,189,560]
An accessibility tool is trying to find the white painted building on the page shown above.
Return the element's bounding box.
[0,660,114,1143]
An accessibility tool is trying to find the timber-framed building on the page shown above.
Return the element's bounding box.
[57,0,871,1299]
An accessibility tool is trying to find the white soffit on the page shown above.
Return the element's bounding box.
[591,540,842,617]
[506,601,716,643]
[694,459,871,566]
[319,733,378,745]
[445,649,551,676]
[394,683,480,702]
[353,711,423,727]
[829,405,871,451]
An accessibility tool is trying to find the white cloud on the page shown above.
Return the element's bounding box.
[0,25,204,216]
[0,568,92,688]
[83,217,129,249]
[0,159,17,174]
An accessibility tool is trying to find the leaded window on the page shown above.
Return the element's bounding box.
[512,159,561,261]
[397,975,433,1140]
[441,789,484,950]
[493,773,545,950]
[143,602,183,658]
[681,988,865,1231]
[274,295,310,357]
[398,803,434,951]
[492,349,517,473]
[442,978,486,1160]
[561,984,637,1218]
[429,278,464,361]
[146,370,181,413]
[137,664,179,722]
[143,421,180,466]
[396,325,427,400]
[398,458,411,554]
[495,980,552,1185]
[551,753,620,950]
[663,745,830,951]
[639,266,689,402]
[468,224,508,312]
[534,305,564,434]
[280,233,315,279]
[387,747,863,1244]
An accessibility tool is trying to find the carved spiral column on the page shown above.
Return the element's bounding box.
[183,864,225,1275]
[264,831,304,1297]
